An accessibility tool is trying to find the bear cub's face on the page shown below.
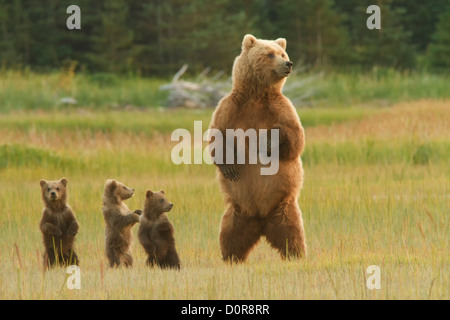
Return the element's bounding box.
[105,179,135,201]
[40,178,68,202]
[144,190,173,215]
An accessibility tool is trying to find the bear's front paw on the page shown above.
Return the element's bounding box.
[133,209,143,216]
[219,164,240,182]
[53,228,63,237]
[68,222,79,236]
[68,230,78,236]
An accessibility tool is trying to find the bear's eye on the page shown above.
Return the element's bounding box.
[47,188,51,192]
[281,54,286,58]
[267,53,275,59]
[56,188,60,192]
[159,199,164,203]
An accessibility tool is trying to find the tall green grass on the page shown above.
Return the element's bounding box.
[303,140,450,166]
[0,69,449,112]
[0,101,448,299]
[311,69,450,106]
[0,70,168,112]
[0,107,377,136]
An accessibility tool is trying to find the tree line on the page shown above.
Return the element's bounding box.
[0,0,449,76]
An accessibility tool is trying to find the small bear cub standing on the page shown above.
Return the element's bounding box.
[138,190,180,269]
[39,178,79,268]
[102,179,142,267]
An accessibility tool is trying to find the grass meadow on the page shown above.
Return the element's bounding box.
[0,71,449,299]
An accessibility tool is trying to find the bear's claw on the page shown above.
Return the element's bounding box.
[219,165,240,182]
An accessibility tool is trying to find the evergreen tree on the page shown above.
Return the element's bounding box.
[393,0,449,53]
[87,1,134,73]
[336,0,415,69]
[135,0,253,75]
[251,0,352,67]
[0,0,32,67]
[426,4,450,70]
[0,0,448,74]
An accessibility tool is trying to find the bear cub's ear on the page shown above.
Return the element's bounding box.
[159,190,165,195]
[242,34,257,51]
[40,179,47,188]
[275,38,287,50]
[59,178,68,187]
[146,190,153,198]
[106,179,117,191]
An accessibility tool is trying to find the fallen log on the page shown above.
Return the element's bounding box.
[160,64,228,109]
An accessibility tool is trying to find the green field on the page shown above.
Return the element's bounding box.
[0,71,448,299]
[1,69,449,111]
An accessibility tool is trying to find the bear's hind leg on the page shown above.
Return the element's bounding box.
[146,255,157,268]
[160,248,180,269]
[65,250,79,266]
[263,201,307,259]
[44,250,57,269]
[121,251,133,268]
[106,248,121,268]
[219,206,262,263]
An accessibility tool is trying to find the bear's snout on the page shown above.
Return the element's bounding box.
[277,60,293,77]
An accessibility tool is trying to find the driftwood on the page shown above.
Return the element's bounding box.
[282,70,322,107]
[159,64,229,109]
[160,64,319,109]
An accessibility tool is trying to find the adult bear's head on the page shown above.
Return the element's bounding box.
[232,34,293,92]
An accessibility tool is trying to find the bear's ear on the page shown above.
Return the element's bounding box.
[242,34,257,51]
[40,179,47,188]
[146,190,153,198]
[106,179,117,191]
[159,190,165,195]
[59,178,68,187]
[275,38,287,50]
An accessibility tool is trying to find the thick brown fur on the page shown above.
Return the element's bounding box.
[39,178,80,268]
[208,34,307,262]
[138,190,180,269]
[102,179,141,267]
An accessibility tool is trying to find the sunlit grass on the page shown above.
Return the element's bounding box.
[0,99,448,299]
[1,69,449,112]
[0,70,168,112]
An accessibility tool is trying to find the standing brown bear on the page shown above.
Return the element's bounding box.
[208,34,307,262]
[138,190,180,269]
[39,178,80,268]
[102,179,141,268]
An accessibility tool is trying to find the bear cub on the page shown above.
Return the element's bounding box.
[102,179,142,267]
[138,190,180,269]
[39,178,79,268]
